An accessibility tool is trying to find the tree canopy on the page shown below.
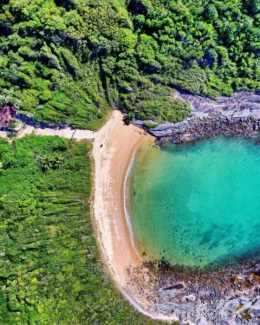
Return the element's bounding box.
[0,0,259,126]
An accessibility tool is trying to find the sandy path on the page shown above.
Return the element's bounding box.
[0,125,96,140]
[17,126,96,140]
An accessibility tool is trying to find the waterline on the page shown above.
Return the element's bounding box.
[124,143,142,260]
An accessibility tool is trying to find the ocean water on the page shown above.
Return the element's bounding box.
[128,137,260,268]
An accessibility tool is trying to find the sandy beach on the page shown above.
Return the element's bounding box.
[92,111,175,320]
[92,110,148,283]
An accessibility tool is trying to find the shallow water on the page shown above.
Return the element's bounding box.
[128,137,260,268]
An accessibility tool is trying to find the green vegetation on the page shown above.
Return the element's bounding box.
[1,0,259,127]
[0,135,167,325]
[7,120,19,128]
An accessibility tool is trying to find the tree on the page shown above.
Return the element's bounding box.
[205,4,218,21]
[39,154,64,171]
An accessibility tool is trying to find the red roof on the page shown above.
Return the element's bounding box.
[0,104,16,127]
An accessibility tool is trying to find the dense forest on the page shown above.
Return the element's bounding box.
[0,0,259,128]
[2,1,259,323]
[0,135,169,325]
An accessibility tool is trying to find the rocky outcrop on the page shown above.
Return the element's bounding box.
[135,91,260,144]
[127,259,260,325]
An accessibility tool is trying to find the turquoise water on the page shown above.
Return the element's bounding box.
[128,137,260,268]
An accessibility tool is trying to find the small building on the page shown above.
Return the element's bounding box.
[0,104,16,128]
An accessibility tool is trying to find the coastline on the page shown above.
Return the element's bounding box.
[91,110,260,325]
[2,107,260,323]
[123,139,148,261]
[123,142,141,260]
[0,109,176,321]
[91,111,177,321]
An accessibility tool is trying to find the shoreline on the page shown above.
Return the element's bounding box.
[123,140,144,261]
[91,110,177,322]
[135,90,260,144]
[92,110,145,283]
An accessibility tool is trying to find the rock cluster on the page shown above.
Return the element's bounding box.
[155,112,260,145]
[135,91,260,144]
[127,260,260,325]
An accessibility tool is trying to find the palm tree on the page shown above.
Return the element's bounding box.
[39,154,64,171]
[40,154,53,171]
[52,154,64,169]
